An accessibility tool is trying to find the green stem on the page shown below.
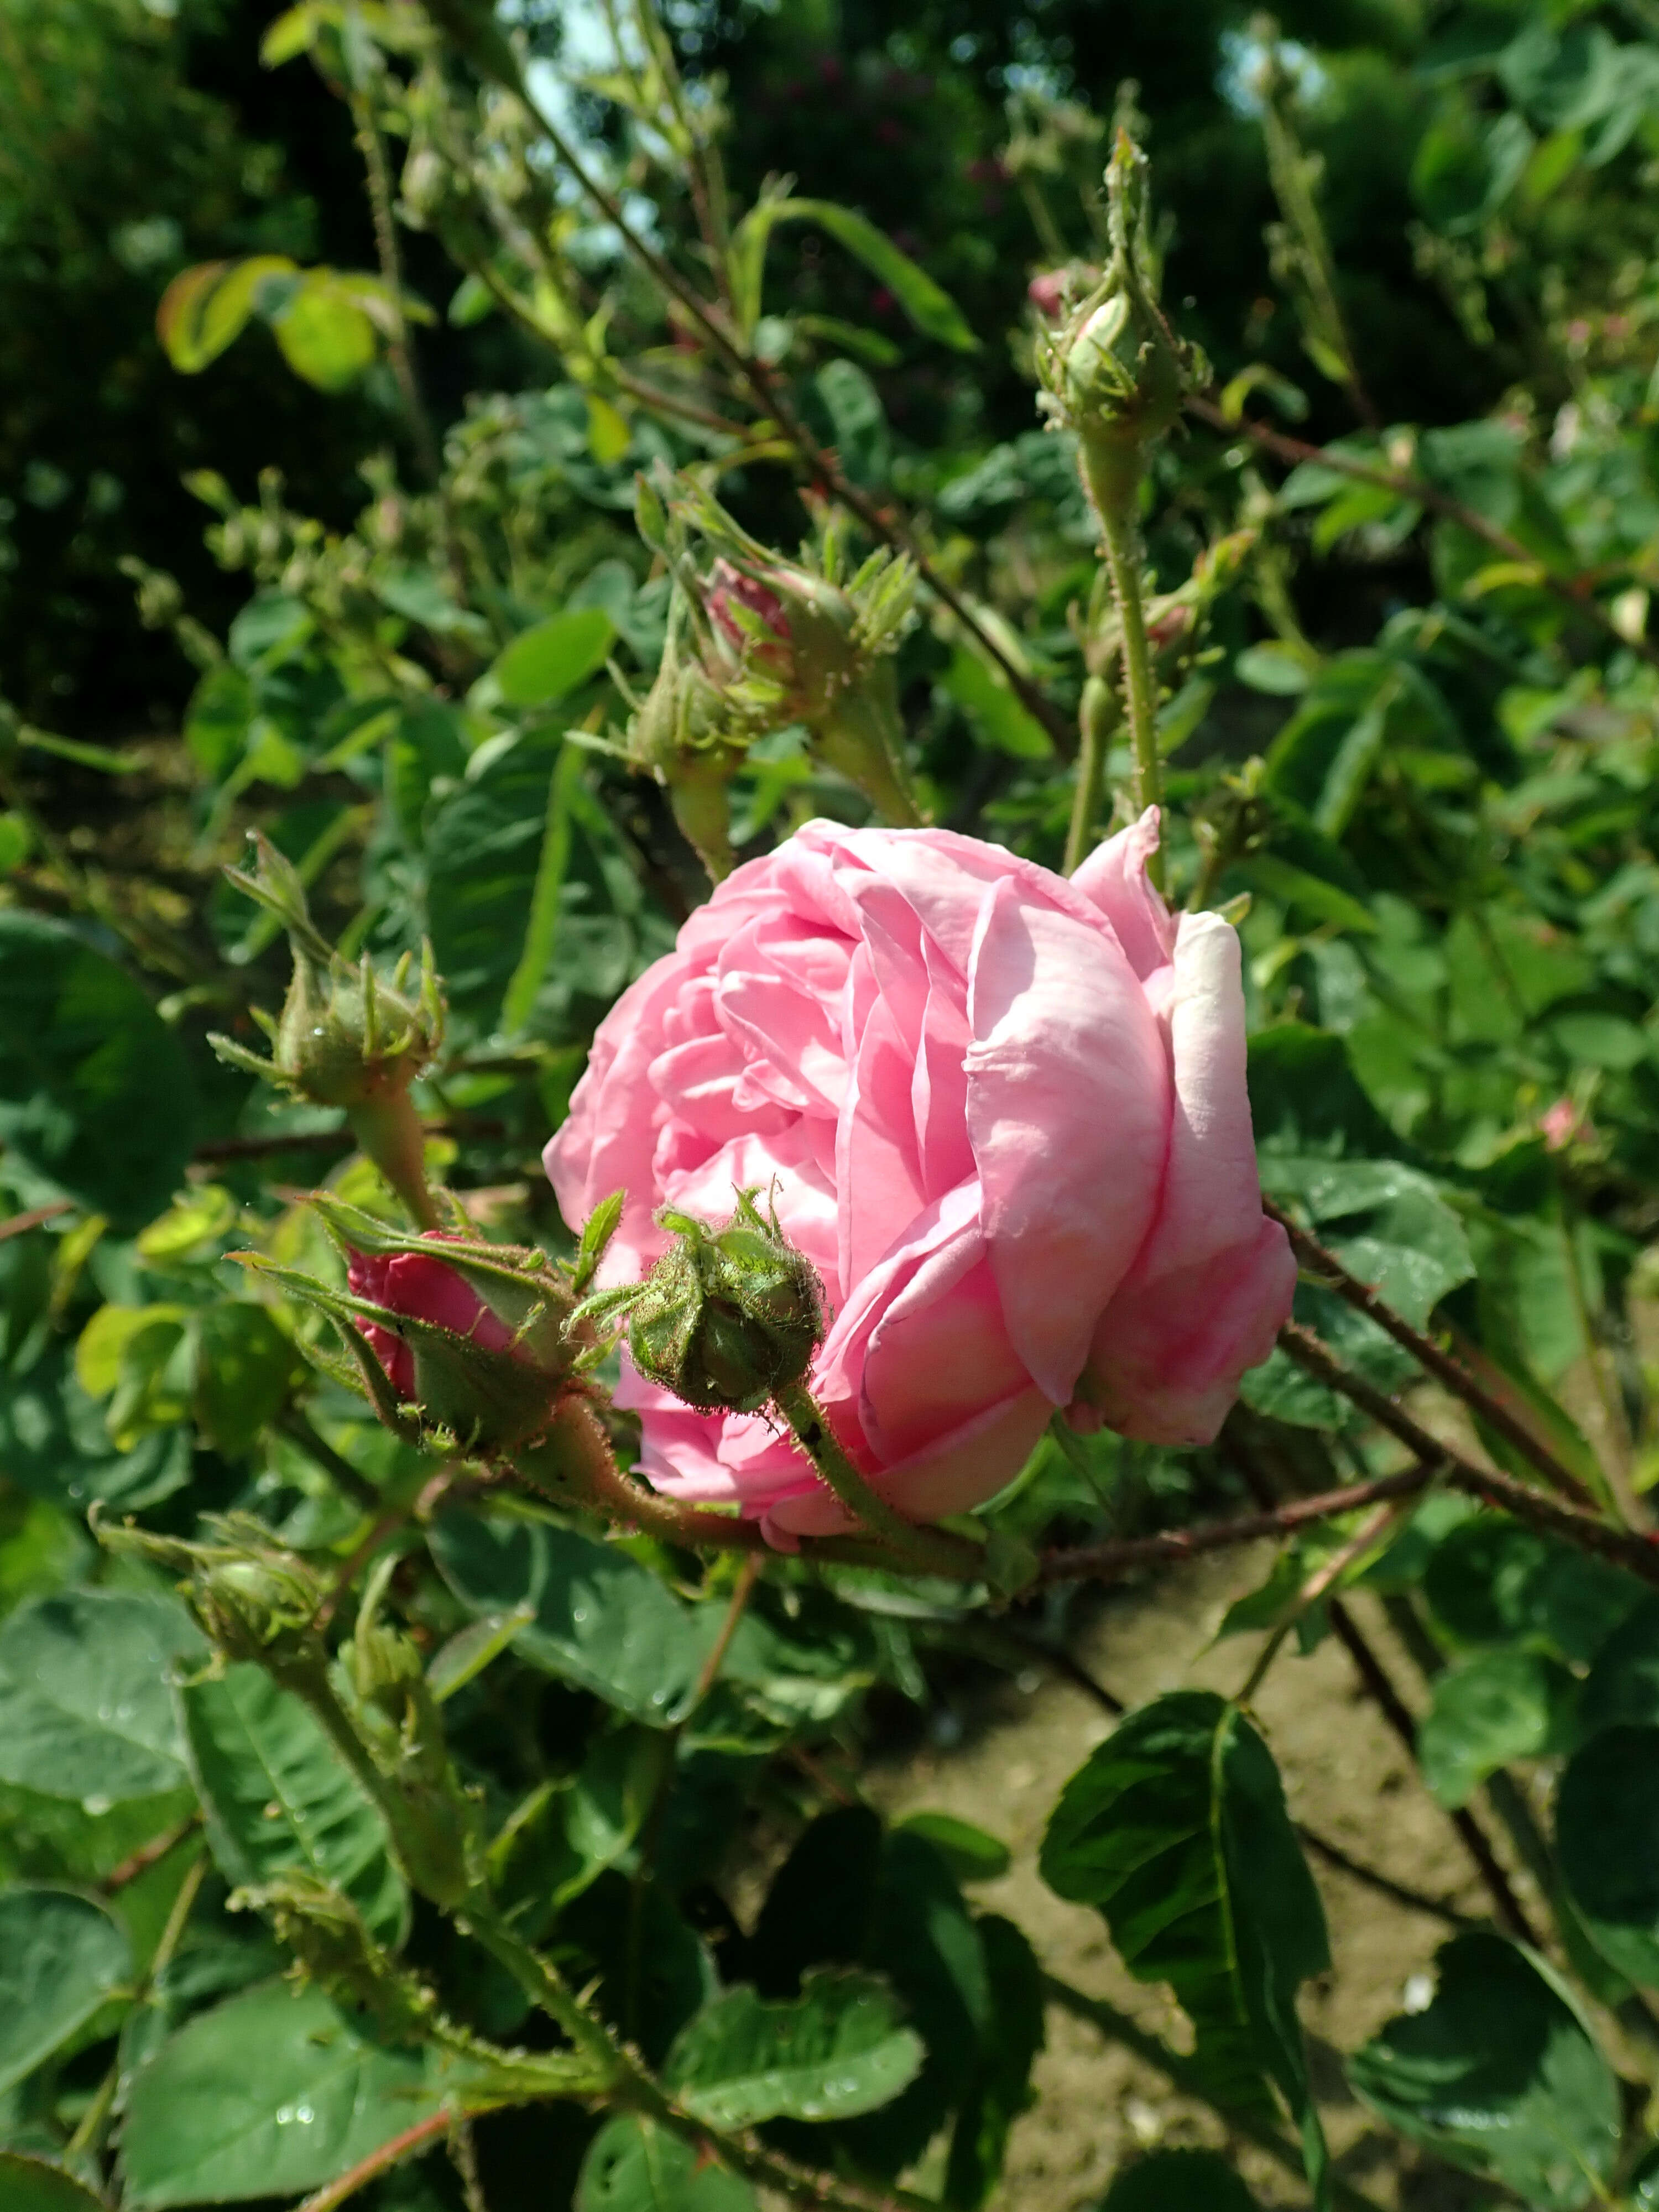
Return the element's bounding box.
[773,1382,984,1579]
[347,1091,442,1231]
[815,686,924,828]
[1063,671,1119,876]
[1081,453,1164,889]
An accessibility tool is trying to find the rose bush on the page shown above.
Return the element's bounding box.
[545,811,1294,1541]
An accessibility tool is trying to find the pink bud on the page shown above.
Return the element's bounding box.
[1027,270,1069,321]
[706,560,792,668]
[348,1237,517,1397]
[1541,1098,1585,1152]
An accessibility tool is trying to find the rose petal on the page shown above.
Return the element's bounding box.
[966,876,1169,1403]
[1069,806,1177,980]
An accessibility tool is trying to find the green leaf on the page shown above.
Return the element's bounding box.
[1556,1726,1659,1987]
[1417,1648,1574,1809]
[1348,1933,1620,2208]
[664,1969,922,2127]
[500,737,583,1036]
[429,1509,709,1726]
[268,271,378,389]
[121,1979,452,2208]
[0,1590,205,1806]
[945,1913,1044,2209]
[191,1304,298,1457]
[1101,2150,1262,2209]
[938,646,1052,761]
[1040,1692,1329,2189]
[811,358,890,488]
[155,256,295,374]
[0,2153,109,2211]
[894,1812,1010,1884]
[178,1664,409,1947]
[492,607,615,707]
[0,1887,131,2093]
[1424,1516,1644,1667]
[576,2114,755,2211]
[1577,1592,1659,1735]
[0,912,197,1229]
[732,197,976,352]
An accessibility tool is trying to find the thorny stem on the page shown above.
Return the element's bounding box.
[1277,1322,1659,1586]
[1190,393,1659,669]
[1039,1460,1436,1584]
[1082,465,1164,888]
[1263,1197,1601,1511]
[773,1381,985,1578]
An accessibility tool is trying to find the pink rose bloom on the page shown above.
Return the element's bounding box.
[544,813,1293,1543]
[1027,269,1069,320]
[347,1237,517,1399]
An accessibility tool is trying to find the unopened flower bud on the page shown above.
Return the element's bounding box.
[209,833,445,1226]
[600,1193,824,1416]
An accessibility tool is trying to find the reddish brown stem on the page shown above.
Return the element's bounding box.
[1040,1462,1434,1585]
[1277,1322,1659,1585]
[1265,1198,1599,1510]
[102,1811,202,1893]
[0,1200,72,1244]
[1191,393,1658,669]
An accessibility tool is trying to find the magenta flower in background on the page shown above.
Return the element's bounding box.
[544,814,1294,1542]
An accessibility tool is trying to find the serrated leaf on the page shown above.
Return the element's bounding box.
[1348,1934,1619,2209]
[178,1665,409,1947]
[429,1509,708,1726]
[0,1887,132,2094]
[575,2114,755,2212]
[1040,1692,1329,2198]
[664,1970,922,2127]
[120,1979,452,2208]
[0,1590,205,1806]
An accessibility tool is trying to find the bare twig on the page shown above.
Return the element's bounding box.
[102,1811,202,1893]
[1278,1322,1659,1585]
[1264,1197,1600,1510]
[1191,393,1659,669]
[0,1199,72,1244]
[1039,1462,1435,1585]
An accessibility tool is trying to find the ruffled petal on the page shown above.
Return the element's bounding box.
[1069,806,1177,981]
[1075,911,1295,1444]
[966,877,1170,1404]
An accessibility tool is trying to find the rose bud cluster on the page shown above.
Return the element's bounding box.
[545,812,1295,1546]
[625,469,922,860]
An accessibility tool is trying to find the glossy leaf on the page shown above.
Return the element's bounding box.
[121,1979,451,2208]
[0,1589,204,1805]
[0,1887,131,2094]
[1348,1934,1619,2208]
[576,2115,755,2211]
[1040,1692,1329,2187]
[664,1970,922,2127]
[430,1509,708,1726]
[178,1663,409,1946]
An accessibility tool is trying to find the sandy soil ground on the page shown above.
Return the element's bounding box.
[862,1549,1524,2211]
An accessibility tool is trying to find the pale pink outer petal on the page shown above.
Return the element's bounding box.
[1074,911,1296,1445]
[965,877,1170,1405]
[1068,806,1177,982]
[764,1387,1051,1538]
